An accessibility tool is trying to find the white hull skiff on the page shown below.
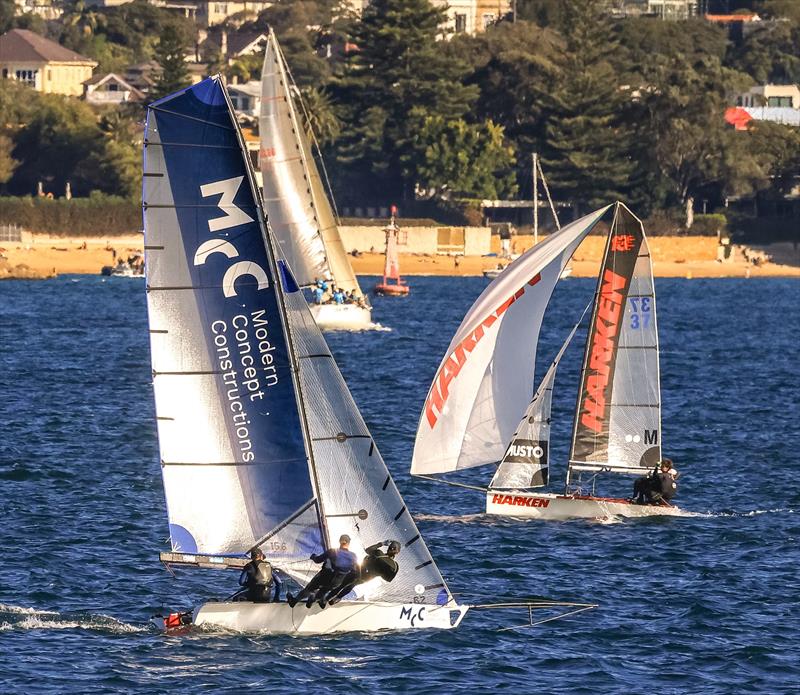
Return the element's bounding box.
[486,490,682,520]
[165,600,468,634]
[310,303,373,331]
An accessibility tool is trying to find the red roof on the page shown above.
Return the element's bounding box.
[725,107,753,131]
[705,13,760,23]
[0,29,96,64]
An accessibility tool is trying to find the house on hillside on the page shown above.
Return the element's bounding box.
[443,0,512,35]
[194,0,271,27]
[228,81,260,118]
[14,0,62,19]
[0,29,97,96]
[736,84,800,110]
[84,73,145,105]
[199,29,267,65]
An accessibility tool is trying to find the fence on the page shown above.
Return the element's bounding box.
[0,224,22,242]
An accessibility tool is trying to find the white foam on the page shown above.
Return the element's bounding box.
[0,604,147,634]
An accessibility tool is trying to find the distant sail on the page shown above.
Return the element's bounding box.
[260,30,364,299]
[569,203,662,473]
[145,77,449,604]
[411,207,610,476]
[490,315,584,490]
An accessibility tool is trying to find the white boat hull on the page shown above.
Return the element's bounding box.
[309,303,373,331]
[189,600,468,634]
[486,490,683,520]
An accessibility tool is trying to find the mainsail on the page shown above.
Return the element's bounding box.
[489,316,583,490]
[144,77,449,606]
[411,207,610,476]
[569,203,661,474]
[259,29,364,299]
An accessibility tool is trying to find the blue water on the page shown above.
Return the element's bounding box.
[1,275,798,693]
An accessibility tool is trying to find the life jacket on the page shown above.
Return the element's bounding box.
[249,560,273,587]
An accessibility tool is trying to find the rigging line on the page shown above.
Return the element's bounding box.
[148,104,236,132]
[497,604,598,631]
[144,140,241,150]
[537,158,560,230]
[415,474,488,493]
[251,498,317,549]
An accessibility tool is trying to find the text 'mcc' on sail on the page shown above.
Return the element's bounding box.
[144,77,450,606]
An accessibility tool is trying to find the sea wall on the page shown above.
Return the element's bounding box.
[339,225,491,256]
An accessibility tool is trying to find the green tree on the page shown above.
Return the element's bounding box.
[408,114,517,200]
[151,24,191,101]
[535,0,635,212]
[0,135,18,185]
[331,0,478,203]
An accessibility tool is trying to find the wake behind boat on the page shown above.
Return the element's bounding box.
[412,203,685,521]
[259,29,373,331]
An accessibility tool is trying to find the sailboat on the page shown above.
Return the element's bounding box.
[259,29,372,331]
[142,76,468,633]
[374,208,410,296]
[411,203,682,520]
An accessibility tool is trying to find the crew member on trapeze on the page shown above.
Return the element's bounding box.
[287,534,358,608]
[322,540,401,607]
[236,547,282,602]
[632,459,679,505]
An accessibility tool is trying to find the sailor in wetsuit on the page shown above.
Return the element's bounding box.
[237,547,282,602]
[324,540,401,606]
[632,459,678,504]
[287,534,358,609]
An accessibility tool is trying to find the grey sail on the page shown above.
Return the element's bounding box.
[569,202,662,475]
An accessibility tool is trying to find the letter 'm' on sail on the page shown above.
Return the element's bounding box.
[411,207,610,476]
[146,77,450,606]
[260,30,364,299]
[569,203,662,473]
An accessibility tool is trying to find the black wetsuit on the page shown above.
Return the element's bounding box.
[293,548,358,605]
[238,559,280,602]
[633,466,677,504]
[327,543,399,603]
[655,471,678,502]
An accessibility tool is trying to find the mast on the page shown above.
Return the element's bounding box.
[532,153,538,246]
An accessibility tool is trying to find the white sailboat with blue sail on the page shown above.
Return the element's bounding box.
[142,76,466,633]
[412,203,683,520]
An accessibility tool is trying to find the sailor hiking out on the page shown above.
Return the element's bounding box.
[632,459,679,505]
[325,540,401,606]
[236,548,282,602]
[287,534,358,608]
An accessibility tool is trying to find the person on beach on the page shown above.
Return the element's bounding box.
[632,459,678,504]
[324,540,401,606]
[236,547,282,603]
[287,535,358,609]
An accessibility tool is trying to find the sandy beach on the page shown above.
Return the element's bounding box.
[1,232,798,279]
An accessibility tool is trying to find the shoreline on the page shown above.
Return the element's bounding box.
[1,234,798,279]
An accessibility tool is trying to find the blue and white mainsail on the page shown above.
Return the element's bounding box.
[143,77,450,605]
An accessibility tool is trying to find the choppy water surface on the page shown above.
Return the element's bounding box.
[1,275,798,693]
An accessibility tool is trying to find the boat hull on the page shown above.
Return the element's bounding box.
[486,490,683,520]
[309,303,373,330]
[374,283,409,296]
[187,600,467,634]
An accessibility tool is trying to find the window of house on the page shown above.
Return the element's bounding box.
[108,82,119,91]
[455,13,467,33]
[2,69,7,79]
[767,96,791,107]
[15,69,37,87]
[47,69,52,80]
[482,13,495,29]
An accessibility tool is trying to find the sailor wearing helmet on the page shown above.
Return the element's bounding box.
[323,539,402,607]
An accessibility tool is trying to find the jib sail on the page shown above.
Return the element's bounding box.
[489,316,583,490]
[569,203,662,474]
[411,207,610,476]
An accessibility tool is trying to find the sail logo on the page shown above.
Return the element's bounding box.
[424,274,541,428]
[579,269,627,433]
[504,439,546,462]
[193,176,270,298]
[610,234,636,252]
